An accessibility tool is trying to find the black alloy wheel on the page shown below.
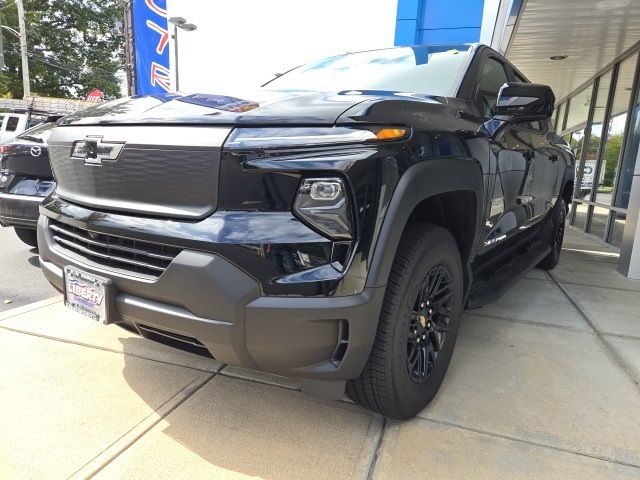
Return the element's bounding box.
[553,206,566,257]
[407,265,453,383]
[346,223,463,419]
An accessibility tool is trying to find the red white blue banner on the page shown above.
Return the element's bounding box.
[132,0,171,95]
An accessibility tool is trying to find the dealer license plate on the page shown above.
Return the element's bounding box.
[64,266,112,324]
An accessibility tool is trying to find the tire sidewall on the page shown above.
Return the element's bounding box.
[552,199,566,261]
[388,229,464,416]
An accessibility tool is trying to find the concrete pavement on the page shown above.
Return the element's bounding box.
[0,227,57,312]
[1,226,640,479]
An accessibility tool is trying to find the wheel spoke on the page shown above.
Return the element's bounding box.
[408,346,419,372]
[432,288,452,308]
[419,346,427,378]
[425,266,444,299]
[434,321,449,334]
[427,343,437,372]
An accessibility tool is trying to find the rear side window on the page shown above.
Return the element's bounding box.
[18,121,57,142]
[478,58,509,118]
[5,116,20,132]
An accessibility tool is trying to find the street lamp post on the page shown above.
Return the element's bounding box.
[168,17,197,92]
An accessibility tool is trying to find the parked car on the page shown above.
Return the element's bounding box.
[38,44,574,419]
[0,112,49,144]
[0,121,57,247]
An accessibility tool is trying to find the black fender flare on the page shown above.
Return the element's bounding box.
[365,157,485,289]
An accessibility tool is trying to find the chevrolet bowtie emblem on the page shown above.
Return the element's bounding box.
[72,136,125,165]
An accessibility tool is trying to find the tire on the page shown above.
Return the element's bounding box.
[14,227,38,249]
[346,223,464,419]
[537,198,566,270]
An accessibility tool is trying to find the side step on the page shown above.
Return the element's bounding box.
[466,241,551,309]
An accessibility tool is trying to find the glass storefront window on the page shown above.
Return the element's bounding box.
[614,54,640,209]
[569,128,586,161]
[596,55,638,204]
[589,206,610,239]
[610,211,627,248]
[565,84,594,131]
[572,202,588,230]
[555,102,566,132]
[576,71,613,201]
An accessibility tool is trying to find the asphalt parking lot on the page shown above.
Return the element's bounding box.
[0,227,57,312]
[2,227,640,479]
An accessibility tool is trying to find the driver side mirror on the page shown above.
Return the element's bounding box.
[494,82,555,120]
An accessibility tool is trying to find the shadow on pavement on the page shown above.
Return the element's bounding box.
[116,336,376,479]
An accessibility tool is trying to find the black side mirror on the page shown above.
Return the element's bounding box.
[494,82,555,120]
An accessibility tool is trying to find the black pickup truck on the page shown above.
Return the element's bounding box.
[37,44,574,419]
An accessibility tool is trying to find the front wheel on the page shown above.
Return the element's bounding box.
[14,227,38,249]
[346,223,463,419]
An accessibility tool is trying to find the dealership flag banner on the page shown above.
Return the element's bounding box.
[132,0,171,94]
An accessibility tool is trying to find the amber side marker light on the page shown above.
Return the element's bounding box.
[374,128,409,140]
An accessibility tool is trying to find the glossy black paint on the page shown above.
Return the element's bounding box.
[0,124,56,228]
[41,44,574,301]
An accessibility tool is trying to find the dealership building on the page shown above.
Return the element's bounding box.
[131,0,640,278]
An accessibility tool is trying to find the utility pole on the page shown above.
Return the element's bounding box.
[16,0,30,97]
[122,0,136,96]
[0,1,5,69]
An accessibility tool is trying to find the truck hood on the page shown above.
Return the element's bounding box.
[59,89,444,126]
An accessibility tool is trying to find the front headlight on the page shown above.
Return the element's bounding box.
[294,177,353,240]
[225,126,409,150]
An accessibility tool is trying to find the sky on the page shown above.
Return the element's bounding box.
[165,0,398,94]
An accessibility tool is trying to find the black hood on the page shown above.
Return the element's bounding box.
[59,90,445,127]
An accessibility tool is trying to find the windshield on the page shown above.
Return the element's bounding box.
[264,45,471,97]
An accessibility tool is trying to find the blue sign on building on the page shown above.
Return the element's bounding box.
[395,0,485,46]
[132,0,171,95]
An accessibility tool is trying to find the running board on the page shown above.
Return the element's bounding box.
[466,242,551,309]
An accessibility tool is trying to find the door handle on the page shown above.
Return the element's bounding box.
[523,150,535,161]
[549,154,559,162]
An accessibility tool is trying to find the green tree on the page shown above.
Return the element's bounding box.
[0,0,124,100]
[602,133,623,187]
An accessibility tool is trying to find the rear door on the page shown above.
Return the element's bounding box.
[523,119,564,218]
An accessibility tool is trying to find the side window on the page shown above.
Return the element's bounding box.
[478,58,509,118]
[6,116,20,132]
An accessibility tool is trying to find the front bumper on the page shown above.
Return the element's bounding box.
[0,192,43,228]
[37,214,384,384]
